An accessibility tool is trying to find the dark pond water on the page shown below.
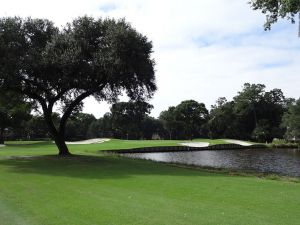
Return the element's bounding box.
[121,149,300,177]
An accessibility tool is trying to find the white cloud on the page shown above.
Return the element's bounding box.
[1,0,299,118]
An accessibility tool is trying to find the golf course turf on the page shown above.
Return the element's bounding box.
[0,140,299,225]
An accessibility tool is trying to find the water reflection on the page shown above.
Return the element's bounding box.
[121,149,300,177]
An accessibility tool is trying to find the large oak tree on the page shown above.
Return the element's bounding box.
[0,17,156,155]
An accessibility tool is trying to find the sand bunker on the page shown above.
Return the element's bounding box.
[223,139,253,146]
[65,138,110,145]
[0,144,5,148]
[180,142,209,148]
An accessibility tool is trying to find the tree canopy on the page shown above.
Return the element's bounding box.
[175,100,208,139]
[110,101,153,139]
[159,100,208,140]
[159,106,181,140]
[208,83,287,142]
[0,91,31,144]
[249,0,300,30]
[65,113,96,141]
[282,98,300,140]
[208,98,238,139]
[0,16,156,155]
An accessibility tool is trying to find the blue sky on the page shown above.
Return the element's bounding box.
[1,0,299,118]
[99,3,117,12]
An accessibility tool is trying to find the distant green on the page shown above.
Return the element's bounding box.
[0,139,230,157]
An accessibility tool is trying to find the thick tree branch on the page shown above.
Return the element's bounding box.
[18,86,58,136]
[39,99,59,138]
[58,88,103,134]
[48,88,69,109]
[19,89,46,105]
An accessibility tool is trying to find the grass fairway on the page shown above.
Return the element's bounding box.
[0,141,299,225]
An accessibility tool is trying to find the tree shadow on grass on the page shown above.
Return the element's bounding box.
[0,155,223,180]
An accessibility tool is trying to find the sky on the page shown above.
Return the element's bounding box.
[1,0,299,118]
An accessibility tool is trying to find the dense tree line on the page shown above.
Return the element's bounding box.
[0,91,32,143]
[208,84,290,142]
[2,83,299,143]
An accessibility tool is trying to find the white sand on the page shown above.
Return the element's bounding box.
[180,142,209,148]
[223,139,253,146]
[0,144,5,148]
[65,138,110,145]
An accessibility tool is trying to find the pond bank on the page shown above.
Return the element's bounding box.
[101,143,267,154]
[117,148,300,177]
[165,161,300,183]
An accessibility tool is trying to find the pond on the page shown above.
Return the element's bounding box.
[120,148,300,177]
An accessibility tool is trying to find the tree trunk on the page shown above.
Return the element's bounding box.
[42,106,71,156]
[0,127,4,144]
[251,103,258,129]
[169,131,172,140]
[53,134,71,156]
